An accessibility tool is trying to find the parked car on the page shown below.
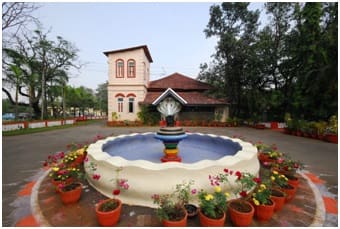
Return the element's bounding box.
[2,113,15,120]
[18,113,31,120]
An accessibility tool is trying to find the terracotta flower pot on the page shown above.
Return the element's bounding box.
[270,189,285,212]
[59,182,82,204]
[162,209,188,227]
[227,199,254,226]
[95,198,122,226]
[254,199,275,221]
[286,174,299,189]
[198,208,226,227]
[325,134,338,144]
[51,177,74,193]
[280,184,296,203]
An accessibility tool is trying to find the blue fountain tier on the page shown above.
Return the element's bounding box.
[102,133,242,163]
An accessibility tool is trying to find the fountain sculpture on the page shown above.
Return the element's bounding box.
[85,96,260,208]
[154,97,187,162]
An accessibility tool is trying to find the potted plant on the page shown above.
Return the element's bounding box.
[251,183,275,221]
[270,188,286,212]
[255,142,278,165]
[48,163,75,192]
[56,165,85,204]
[271,171,296,203]
[197,186,227,227]
[174,180,198,218]
[324,115,338,143]
[215,168,260,226]
[95,167,129,226]
[151,192,188,227]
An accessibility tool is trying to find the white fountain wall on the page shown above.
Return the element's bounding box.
[85,133,260,208]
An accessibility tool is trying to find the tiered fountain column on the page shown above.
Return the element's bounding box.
[154,97,187,162]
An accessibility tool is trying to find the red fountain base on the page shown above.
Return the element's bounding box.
[161,156,182,163]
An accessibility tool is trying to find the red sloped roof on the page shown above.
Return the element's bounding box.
[148,73,212,90]
[142,91,228,105]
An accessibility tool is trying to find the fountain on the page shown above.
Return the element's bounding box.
[85,96,260,208]
[154,97,187,162]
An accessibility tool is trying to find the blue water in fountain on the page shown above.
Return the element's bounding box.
[102,133,242,163]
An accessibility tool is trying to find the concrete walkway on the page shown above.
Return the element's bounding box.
[2,121,338,226]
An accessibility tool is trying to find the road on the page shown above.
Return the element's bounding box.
[2,121,338,226]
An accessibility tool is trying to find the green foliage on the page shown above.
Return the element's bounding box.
[137,105,160,125]
[197,187,227,219]
[174,180,195,205]
[252,183,272,205]
[200,2,337,121]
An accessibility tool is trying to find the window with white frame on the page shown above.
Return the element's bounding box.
[116,59,124,78]
[117,97,124,112]
[127,59,136,78]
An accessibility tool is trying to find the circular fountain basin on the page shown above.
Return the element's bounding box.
[85,132,260,208]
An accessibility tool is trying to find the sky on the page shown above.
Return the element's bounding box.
[22,1,265,91]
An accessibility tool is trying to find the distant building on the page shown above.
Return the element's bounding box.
[104,45,229,122]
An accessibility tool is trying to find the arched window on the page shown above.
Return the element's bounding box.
[128,97,134,113]
[115,93,125,113]
[127,93,136,113]
[127,59,136,78]
[116,59,124,78]
[117,97,124,113]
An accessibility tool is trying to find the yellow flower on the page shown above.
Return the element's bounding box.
[72,168,76,171]
[253,198,260,206]
[225,192,230,198]
[271,176,275,181]
[273,171,278,175]
[205,194,214,201]
[214,186,222,193]
[52,167,59,172]
[260,184,266,189]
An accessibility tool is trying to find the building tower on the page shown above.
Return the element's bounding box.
[103,45,153,121]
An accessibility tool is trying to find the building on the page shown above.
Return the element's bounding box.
[104,45,229,123]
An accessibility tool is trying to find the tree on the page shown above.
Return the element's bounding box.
[200,2,337,121]
[2,29,80,119]
[95,81,108,115]
[200,2,260,117]
[65,86,96,117]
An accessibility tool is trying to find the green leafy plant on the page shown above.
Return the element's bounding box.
[270,170,288,188]
[197,186,228,219]
[251,183,271,206]
[174,180,196,205]
[151,192,186,221]
[325,115,338,134]
[213,168,261,199]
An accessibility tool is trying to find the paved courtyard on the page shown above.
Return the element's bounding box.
[2,121,338,226]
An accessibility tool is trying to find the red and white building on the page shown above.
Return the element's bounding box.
[104,45,229,122]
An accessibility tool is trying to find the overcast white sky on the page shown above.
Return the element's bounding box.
[27,1,266,90]
[2,1,269,94]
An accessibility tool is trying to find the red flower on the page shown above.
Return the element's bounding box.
[239,191,247,198]
[92,174,101,180]
[113,189,120,195]
[223,168,229,173]
[253,177,261,184]
[235,171,242,179]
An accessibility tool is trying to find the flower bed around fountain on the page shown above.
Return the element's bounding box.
[85,132,260,208]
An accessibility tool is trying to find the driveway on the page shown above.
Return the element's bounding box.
[2,121,338,226]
